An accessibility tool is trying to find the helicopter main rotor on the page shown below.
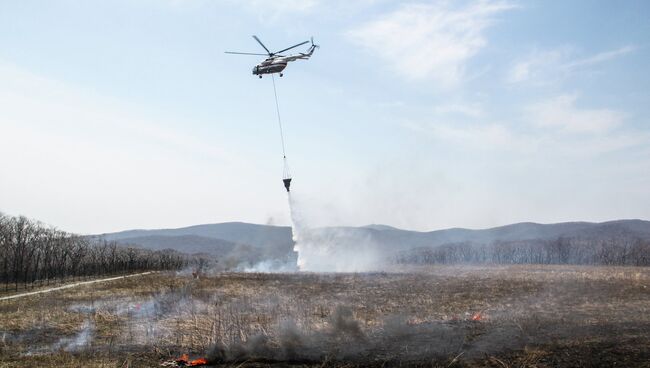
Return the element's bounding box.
[225,35,310,57]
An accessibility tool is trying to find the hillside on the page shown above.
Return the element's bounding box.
[110,235,239,256]
[99,222,293,250]
[97,219,650,259]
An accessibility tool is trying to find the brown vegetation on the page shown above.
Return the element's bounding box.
[396,237,650,266]
[0,265,649,367]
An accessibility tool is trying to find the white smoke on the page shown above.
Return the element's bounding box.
[26,318,94,355]
[288,193,385,272]
[239,259,298,273]
[60,319,94,351]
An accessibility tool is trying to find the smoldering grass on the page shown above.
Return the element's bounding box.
[1,266,649,366]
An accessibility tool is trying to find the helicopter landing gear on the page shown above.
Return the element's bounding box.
[280,73,284,77]
[259,75,262,79]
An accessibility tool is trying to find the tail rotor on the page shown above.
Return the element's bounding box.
[310,37,320,50]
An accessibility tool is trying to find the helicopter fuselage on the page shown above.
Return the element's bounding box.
[225,36,318,78]
[251,51,314,77]
[252,57,288,76]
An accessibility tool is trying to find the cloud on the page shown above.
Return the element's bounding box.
[226,0,382,23]
[433,102,484,118]
[508,45,636,84]
[526,94,624,134]
[563,45,636,69]
[392,90,650,229]
[403,119,538,153]
[236,0,320,16]
[507,47,570,84]
[0,63,233,163]
[347,0,516,86]
[0,62,268,233]
[403,94,646,158]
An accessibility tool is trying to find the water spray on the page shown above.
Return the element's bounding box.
[270,74,303,269]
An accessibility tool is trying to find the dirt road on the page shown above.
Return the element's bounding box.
[0,272,155,301]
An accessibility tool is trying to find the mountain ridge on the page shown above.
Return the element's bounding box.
[98,219,650,257]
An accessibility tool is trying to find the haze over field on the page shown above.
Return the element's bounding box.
[99,218,650,272]
[1,0,649,234]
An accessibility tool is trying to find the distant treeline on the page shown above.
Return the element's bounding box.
[395,237,650,266]
[0,213,188,291]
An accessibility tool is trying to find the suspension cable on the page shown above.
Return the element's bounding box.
[271,74,287,159]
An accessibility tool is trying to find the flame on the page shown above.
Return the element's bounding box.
[188,358,208,366]
[471,312,483,321]
[173,354,208,367]
[175,354,189,363]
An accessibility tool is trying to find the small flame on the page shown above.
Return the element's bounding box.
[471,312,483,321]
[175,354,189,363]
[172,354,208,367]
[188,358,208,366]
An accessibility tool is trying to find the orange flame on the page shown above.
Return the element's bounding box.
[175,354,189,363]
[471,312,483,321]
[188,358,208,366]
[174,354,208,367]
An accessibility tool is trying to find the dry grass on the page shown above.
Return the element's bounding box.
[0,265,649,367]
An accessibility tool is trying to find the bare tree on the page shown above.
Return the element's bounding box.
[0,214,188,289]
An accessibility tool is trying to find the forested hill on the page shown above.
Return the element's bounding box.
[97,219,650,266]
[100,222,292,249]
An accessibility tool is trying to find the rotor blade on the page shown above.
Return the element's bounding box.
[275,40,309,54]
[225,51,269,56]
[252,35,272,54]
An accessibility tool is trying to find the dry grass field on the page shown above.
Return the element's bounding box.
[1,265,649,367]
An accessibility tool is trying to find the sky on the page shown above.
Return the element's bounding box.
[1,0,649,234]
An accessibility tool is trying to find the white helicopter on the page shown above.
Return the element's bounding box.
[225,35,319,78]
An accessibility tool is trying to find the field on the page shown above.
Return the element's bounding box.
[1,265,649,367]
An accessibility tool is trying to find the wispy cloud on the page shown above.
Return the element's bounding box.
[0,62,254,233]
[526,94,625,134]
[0,63,233,163]
[234,0,320,17]
[404,120,535,152]
[508,45,636,84]
[228,0,382,21]
[347,0,516,86]
[403,94,646,158]
[433,102,485,118]
[563,45,636,69]
[507,47,570,84]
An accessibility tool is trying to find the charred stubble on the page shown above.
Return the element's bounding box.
[0,265,649,367]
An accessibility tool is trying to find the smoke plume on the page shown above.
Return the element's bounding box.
[288,193,386,272]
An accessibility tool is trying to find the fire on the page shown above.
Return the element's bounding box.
[175,354,190,364]
[187,358,208,366]
[471,312,483,321]
[163,354,208,367]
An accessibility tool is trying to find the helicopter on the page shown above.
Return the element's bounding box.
[225,35,319,78]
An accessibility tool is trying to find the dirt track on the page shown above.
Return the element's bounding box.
[0,271,154,301]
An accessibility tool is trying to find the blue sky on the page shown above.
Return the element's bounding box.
[1,0,649,233]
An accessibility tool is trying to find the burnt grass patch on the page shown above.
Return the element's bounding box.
[0,265,649,367]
